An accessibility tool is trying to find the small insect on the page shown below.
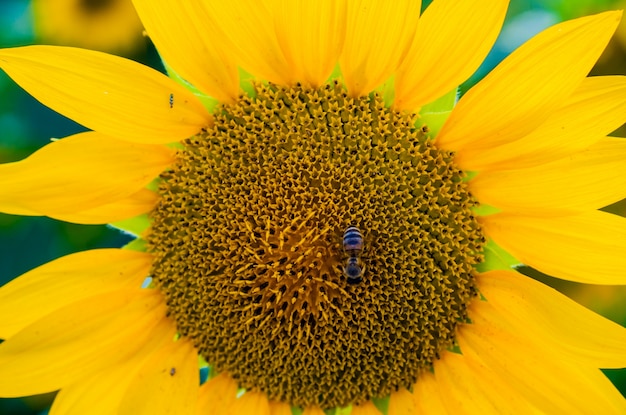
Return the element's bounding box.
[343,225,364,284]
[169,93,174,109]
[169,367,176,376]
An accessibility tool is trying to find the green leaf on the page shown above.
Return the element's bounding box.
[372,396,390,415]
[418,87,457,137]
[109,214,151,237]
[291,407,304,415]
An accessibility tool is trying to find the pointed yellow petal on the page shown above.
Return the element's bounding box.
[437,11,622,152]
[470,137,626,214]
[302,406,325,415]
[0,289,167,397]
[131,0,239,103]
[228,392,271,415]
[51,362,135,415]
[434,352,491,413]
[50,188,158,225]
[202,1,292,85]
[0,131,173,218]
[0,45,211,143]
[459,302,626,414]
[434,350,533,413]
[479,270,626,368]
[268,400,292,415]
[49,319,176,415]
[481,210,626,284]
[351,401,382,415]
[394,0,507,111]
[412,371,447,414]
[197,373,238,415]
[120,338,199,415]
[0,249,151,339]
[388,387,416,414]
[273,0,346,87]
[340,0,421,97]
[456,76,626,171]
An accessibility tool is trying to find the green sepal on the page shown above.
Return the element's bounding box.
[329,63,343,85]
[109,214,151,237]
[162,59,220,113]
[334,405,352,415]
[472,203,498,216]
[376,76,395,108]
[239,67,257,98]
[418,87,457,138]
[123,237,146,252]
[448,343,463,354]
[291,407,304,415]
[372,396,390,415]
[477,239,521,272]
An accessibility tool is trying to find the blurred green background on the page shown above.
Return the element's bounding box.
[0,0,625,414]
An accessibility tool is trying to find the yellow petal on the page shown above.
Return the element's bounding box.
[0,289,167,397]
[459,302,626,414]
[273,0,346,87]
[50,188,158,225]
[479,270,626,368]
[434,350,533,413]
[202,1,292,85]
[456,76,626,171]
[394,0,507,111]
[437,11,622,152]
[0,249,152,339]
[340,0,421,97]
[470,137,626,214]
[268,400,292,415]
[412,371,447,414]
[119,338,199,415]
[49,319,176,415]
[351,401,382,415]
[481,210,626,284]
[0,45,211,143]
[197,373,238,415]
[0,131,173,218]
[302,406,325,415]
[131,0,239,103]
[228,391,271,415]
[388,387,416,415]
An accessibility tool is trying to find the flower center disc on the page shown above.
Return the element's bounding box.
[79,0,114,14]
[148,82,485,409]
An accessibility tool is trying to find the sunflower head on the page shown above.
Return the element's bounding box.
[0,1,625,414]
[147,80,485,408]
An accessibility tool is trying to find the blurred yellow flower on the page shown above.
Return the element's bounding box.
[32,0,144,54]
[1,0,626,413]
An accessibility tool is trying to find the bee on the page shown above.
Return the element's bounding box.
[343,225,364,284]
[169,93,174,109]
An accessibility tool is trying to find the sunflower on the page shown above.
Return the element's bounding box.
[2,0,626,413]
[31,0,145,54]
